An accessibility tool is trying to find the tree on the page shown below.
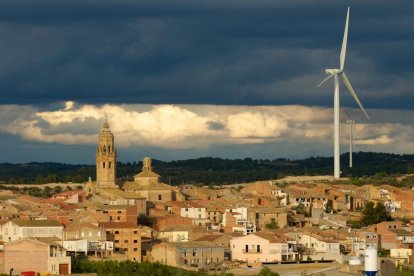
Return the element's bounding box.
[376,202,391,222]
[257,267,280,276]
[362,202,377,226]
[362,201,392,226]
[323,202,332,214]
[266,218,279,229]
[54,185,62,194]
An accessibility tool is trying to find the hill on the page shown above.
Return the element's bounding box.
[1,152,414,186]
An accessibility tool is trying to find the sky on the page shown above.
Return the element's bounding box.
[0,0,413,164]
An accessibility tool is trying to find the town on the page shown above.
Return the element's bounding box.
[0,121,413,276]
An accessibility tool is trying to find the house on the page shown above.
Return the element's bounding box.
[151,241,225,269]
[180,203,210,226]
[122,157,184,206]
[0,219,63,242]
[64,222,113,258]
[350,230,378,257]
[65,222,105,240]
[247,207,287,230]
[4,238,71,275]
[95,205,138,224]
[63,239,113,258]
[297,232,342,262]
[230,232,297,263]
[222,207,256,235]
[50,190,85,204]
[195,233,236,260]
[368,221,414,249]
[158,225,206,242]
[100,222,142,261]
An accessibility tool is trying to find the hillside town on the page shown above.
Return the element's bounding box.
[1,122,414,275]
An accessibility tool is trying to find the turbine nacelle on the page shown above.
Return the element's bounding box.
[325,69,343,75]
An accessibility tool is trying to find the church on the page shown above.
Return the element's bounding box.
[84,120,183,206]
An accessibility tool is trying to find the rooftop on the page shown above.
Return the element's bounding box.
[11,219,63,227]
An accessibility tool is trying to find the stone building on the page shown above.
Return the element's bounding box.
[100,222,142,261]
[96,119,117,189]
[4,238,71,275]
[123,157,183,204]
[151,241,225,269]
[0,219,64,242]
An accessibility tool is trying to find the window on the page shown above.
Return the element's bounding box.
[134,248,138,251]
[133,231,138,234]
[118,211,122,214]
[115,240,119,243]
[124,240,128,243]
[109,162,111,168]
[103,146,106,153]
[108,146,111,152]
[158,194,162,200]
[134,240,138,243]
[103,162,105,168]
[117,217,121,220]
[115,231,119,234]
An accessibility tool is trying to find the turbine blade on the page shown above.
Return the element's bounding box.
[343,108,353,120]
[341,72,370,120]
[318,74,334,87]
[340,7,350,70]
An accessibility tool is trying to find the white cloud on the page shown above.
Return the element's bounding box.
[0,102,412,156]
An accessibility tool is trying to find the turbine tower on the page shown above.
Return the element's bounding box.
[319,7,370,179]
[344,109,356,168]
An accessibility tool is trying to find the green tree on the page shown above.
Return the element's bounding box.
[54,185,62,194]
[362,202,377,226]
[257,267,280,276]
[362,201,392,226]
[324,203,332,214]
[266,218,279,229]
[376,202,391,222]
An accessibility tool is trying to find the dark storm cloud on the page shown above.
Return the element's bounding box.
[0,0,413,108]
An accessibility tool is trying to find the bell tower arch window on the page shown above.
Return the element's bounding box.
[103,162,106,168]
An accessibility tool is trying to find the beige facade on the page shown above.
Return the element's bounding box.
[1,219,64,242]
[100,222,142,261]
[247,207,288,230]
[230,232,297,263]
[96,120,117,189]
[4,238,71,275]
[65,222,106,241]
[123,157,183,204]
[151,241,225,269]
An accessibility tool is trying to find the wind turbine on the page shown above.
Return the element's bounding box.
[343,109,356,168]
[318,7,370,179]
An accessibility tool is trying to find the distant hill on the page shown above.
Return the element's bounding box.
[1,152,414,186]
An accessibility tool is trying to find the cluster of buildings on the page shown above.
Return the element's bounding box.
[1,121,414,274]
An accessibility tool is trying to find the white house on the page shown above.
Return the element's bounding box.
[180,206,207,219]
[1,219,64,242]
[299,233,341,262]
[230,232,297,263]
[63,239,113,256]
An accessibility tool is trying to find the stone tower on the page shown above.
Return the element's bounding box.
[96,119,117,189]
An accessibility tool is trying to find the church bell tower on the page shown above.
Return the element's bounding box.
[96,119,117,189]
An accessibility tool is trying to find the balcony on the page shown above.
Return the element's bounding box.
[242,249,262,254]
